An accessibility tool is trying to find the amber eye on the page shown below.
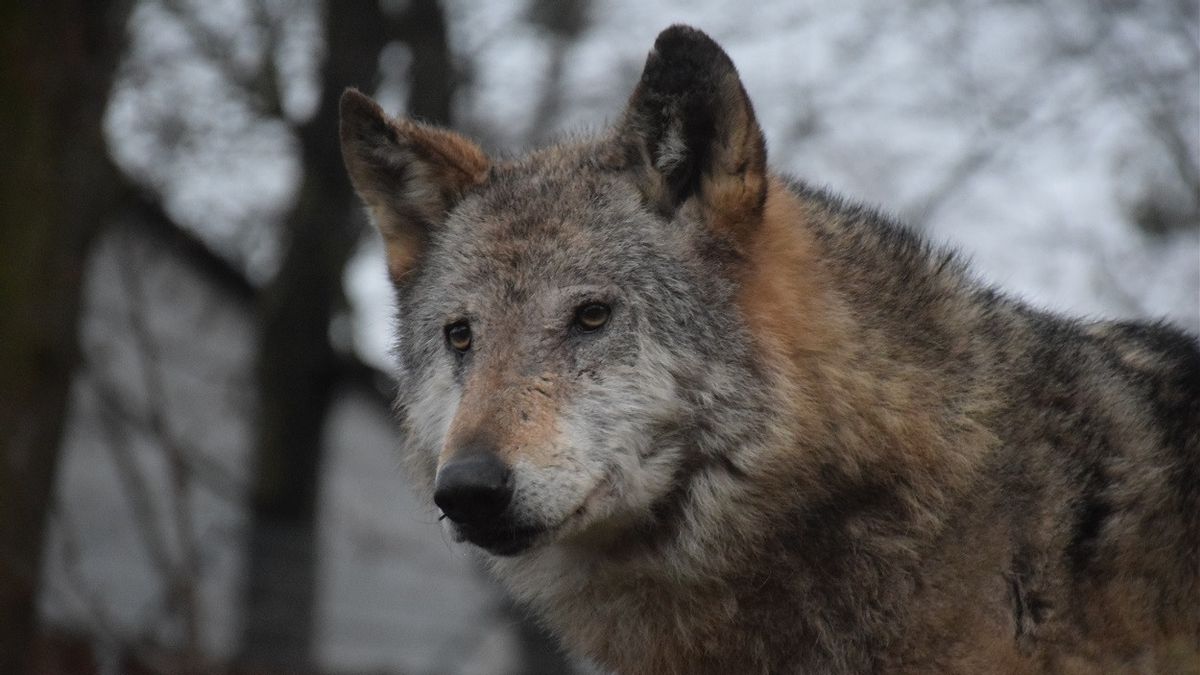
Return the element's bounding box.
[574,303,611,332]
[445,322,472,352]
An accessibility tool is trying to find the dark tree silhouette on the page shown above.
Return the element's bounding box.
[239,0,458,666]
[239,2,389,667]
[0,2,132,673]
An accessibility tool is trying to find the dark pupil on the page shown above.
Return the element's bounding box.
[578,303,609,329]
[447,324,471,350]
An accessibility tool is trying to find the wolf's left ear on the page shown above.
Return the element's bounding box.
[340,89,490,282]
[617,25,767,245]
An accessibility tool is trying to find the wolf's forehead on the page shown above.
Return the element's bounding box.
[474,159,626,226]
[436,169,649,280]
[439,226,623,303]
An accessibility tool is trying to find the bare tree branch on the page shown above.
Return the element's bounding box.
[113,241,205,657]
[153,0,285,117]
[89,370,249,504]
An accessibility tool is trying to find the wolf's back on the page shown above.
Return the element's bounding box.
[788,177,1200,666]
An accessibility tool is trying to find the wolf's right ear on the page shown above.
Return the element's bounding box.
[339,89,490,282]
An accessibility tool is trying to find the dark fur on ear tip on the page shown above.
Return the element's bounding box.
[643,25,737,95]
[625,25,757,208]
[339,88,390,145]
[340,87,375,112]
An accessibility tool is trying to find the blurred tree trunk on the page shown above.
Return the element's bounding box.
[392,0,456,124]
[239,0,454,666]
[0,2,130,673]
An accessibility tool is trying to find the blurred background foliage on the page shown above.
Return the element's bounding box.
[1,1,1196,673]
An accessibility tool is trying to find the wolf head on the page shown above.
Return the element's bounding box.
[340,26,781,557]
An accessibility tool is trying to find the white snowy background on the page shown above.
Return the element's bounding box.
[39,1,1198,674]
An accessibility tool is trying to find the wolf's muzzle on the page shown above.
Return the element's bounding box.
[434,450,512,527]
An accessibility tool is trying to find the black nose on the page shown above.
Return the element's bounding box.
[434,452,512,526]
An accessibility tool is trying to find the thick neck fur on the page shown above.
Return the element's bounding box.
[489,178,1001,674]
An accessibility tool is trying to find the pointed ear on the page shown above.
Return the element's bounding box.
[339,89,490,282]
[618,26,767,246]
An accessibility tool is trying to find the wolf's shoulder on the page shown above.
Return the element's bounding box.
[1082,319,1200,423]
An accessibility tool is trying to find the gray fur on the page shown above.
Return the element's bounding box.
[341,25,1200,675]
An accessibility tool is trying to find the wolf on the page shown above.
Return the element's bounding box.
[339,25,1200,675]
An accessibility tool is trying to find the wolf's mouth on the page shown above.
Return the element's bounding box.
[455,521,546,556]
[451,469,618,556]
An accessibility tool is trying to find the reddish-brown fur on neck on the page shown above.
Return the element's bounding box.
[735,177,840,368]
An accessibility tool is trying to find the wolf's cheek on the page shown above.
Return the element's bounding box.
[545,372,688,530]
[507,451,603,532]
[403,368,461,486]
